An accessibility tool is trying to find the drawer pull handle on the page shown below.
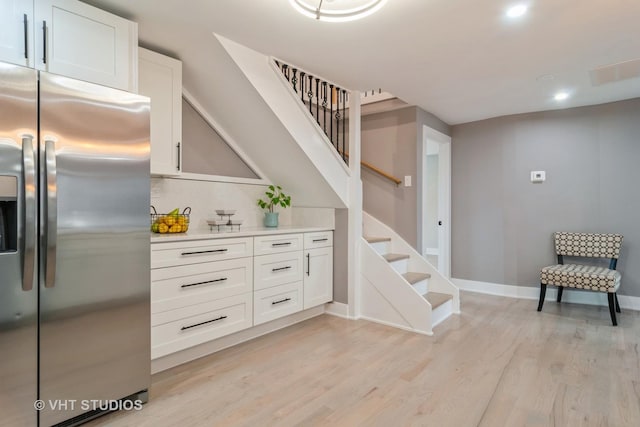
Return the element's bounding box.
[312,238,328,243]
[181,278,228,288]
[181,249,228,256]
[271,242,292,247]
[272,298,291,305]
[181,315,227,331]
[272,266,292,272]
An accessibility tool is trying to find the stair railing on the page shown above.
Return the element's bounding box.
[274,59,349,165]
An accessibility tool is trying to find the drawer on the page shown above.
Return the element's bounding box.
[253,233,303,256]
[151,237,253,268]
[151,293,252,359]
[254,251,303,291]
[304,231,333,249]
[253,281,303,326]
[151,257,253,313]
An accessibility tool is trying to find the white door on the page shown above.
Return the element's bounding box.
[34,0,137,91]
[138,48,183,176]
[304,247,333,309]
[0,0,33,67]
[422,127,451,277]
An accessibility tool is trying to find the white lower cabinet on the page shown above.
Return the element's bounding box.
[150,230,333,359]
[304,246,333,309]
[253,281,303,325]
[152,293,252,359]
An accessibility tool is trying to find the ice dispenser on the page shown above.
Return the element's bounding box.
[0,176,17,252]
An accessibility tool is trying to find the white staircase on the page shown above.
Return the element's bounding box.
[361,213,460,335]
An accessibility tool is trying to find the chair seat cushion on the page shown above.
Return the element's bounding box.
[540,264,621,293]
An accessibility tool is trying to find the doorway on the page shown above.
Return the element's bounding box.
[420,126,451,277]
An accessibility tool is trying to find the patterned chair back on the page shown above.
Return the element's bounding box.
[554,232,623,259]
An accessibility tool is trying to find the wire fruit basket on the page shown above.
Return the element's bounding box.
[150,206,191,234]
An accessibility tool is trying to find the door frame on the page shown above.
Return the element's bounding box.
[418,125,452,278]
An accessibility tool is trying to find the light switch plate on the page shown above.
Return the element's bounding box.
[531,170,546,183]
[404,175,412,187]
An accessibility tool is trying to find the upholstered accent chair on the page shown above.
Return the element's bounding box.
[537,232,624,325]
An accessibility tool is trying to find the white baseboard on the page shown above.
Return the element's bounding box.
[452,278,640,311]
[324,301,351,319]
[357,315,433,336]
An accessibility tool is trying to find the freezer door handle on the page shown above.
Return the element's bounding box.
[44,139,57,288]
[21,136,36,291]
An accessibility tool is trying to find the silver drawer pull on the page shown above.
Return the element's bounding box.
[181,249,228,256]
[312,238,328,243]
[272,298,291,305]
[272,266,292,272]
[181,315,227,331]
[181,278,227,288]
[271,242,292,247]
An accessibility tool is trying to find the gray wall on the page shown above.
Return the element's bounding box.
[361,106,450,249]
[333,208,349,304]
[451,98,640,297]
[182,98,258,178]
[361,107,418,247]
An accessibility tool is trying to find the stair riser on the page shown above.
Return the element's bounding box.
[370,241,390,256]
[412,279,428,296]
[389,258,409,274]
[432,299,453,328]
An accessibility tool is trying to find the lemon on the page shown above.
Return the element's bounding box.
[158,223,169,233]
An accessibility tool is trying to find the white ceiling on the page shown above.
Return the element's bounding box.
[85,0,640,125]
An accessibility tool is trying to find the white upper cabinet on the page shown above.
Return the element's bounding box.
[138,48,182,176]
[34,0,138,91]
[0,0,140,91]
[0,0,34,67]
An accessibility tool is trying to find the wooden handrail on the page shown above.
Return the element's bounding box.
[341,151,402,185]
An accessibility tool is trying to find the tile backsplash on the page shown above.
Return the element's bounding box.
[151,178,292,230]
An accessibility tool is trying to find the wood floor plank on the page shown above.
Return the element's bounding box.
[88,292,640,427]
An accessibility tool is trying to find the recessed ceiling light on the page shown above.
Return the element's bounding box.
[554,92,569,101]
[506,4,528,18]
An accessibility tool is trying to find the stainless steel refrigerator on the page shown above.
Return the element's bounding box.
[0,62,150,426]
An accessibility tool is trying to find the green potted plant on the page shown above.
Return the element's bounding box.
[257,185,291,227]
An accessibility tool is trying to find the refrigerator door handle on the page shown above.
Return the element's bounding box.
[44,139,57,288]
[21,136,36,291]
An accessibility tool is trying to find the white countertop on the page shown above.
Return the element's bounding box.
[150,225,334,243]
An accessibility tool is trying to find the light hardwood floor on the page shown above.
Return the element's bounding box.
[89,292,640,426]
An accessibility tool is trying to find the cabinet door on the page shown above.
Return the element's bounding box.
[0,0,33,67]
[303,247,333,309]
[138,48,182,176]
[34,0,137,91]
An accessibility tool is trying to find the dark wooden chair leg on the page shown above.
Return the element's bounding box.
[537,284,547,311]
[608,293,618,326]
[556,287,564,303]
[614,293,621,313]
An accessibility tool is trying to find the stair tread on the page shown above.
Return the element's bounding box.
[423,292,453,309]
[365,236,391,243]
[402,272,431,284]
[383,253,410,262]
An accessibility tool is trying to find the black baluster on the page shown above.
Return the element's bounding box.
[335,87,341,151]
[300,72,306,102]
[308,75,313,115]
[292,69,298,93]
[330,84,334,144]
[322,82,327,135]
[315,78,320,125]
[342,90,346,162]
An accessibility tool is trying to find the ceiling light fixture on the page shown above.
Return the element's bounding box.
[290,0,388,22]
[554,91,569,101]
[506,4,528,18]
